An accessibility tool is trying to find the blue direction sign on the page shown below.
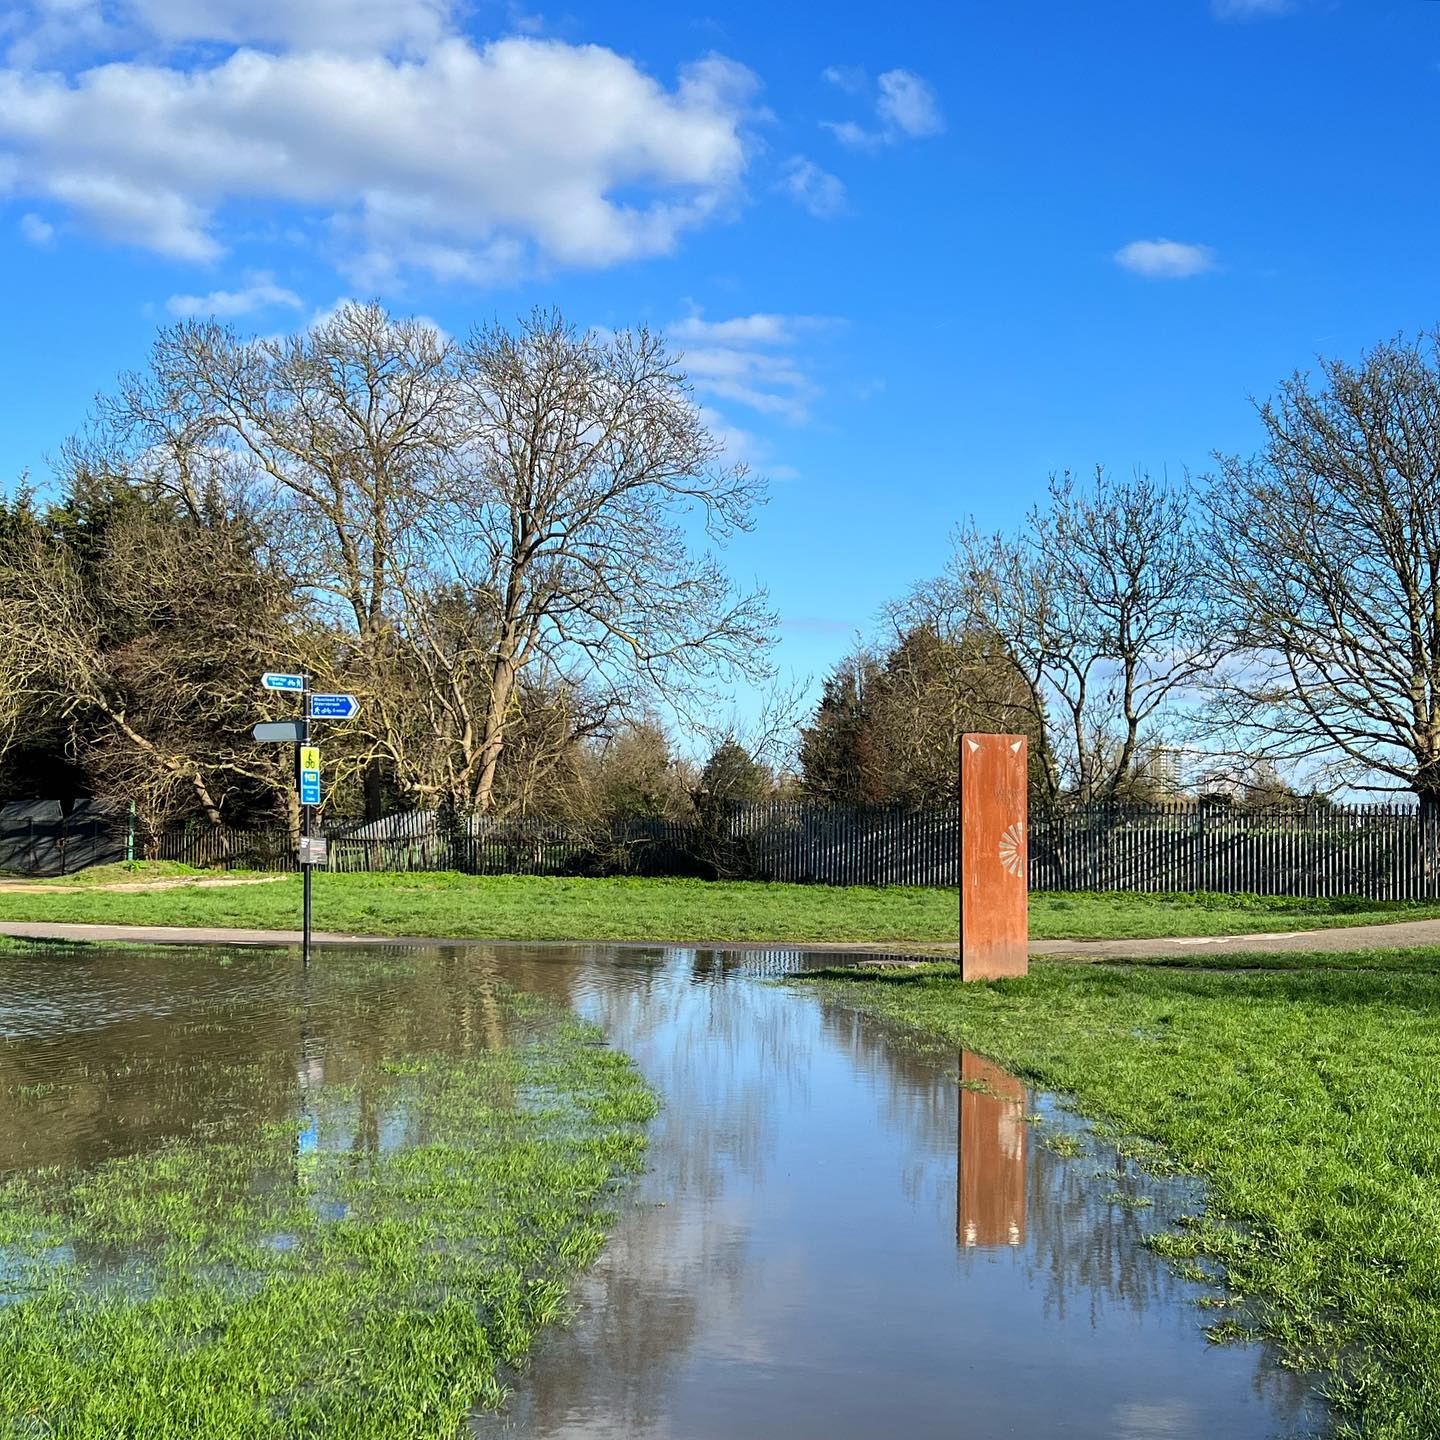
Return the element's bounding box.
[308,693,359,720]
[262,672,306,692]
[299,770,321,806]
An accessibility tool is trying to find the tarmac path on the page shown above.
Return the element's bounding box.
[2,916,1440,957]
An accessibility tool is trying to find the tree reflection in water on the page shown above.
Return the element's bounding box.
[0,942,1327,1440]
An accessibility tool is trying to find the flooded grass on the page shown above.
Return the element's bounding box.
[0,977,656,1438]
[799,955,1440,1440]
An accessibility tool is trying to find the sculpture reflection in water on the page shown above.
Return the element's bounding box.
[957,1052,1028,1249]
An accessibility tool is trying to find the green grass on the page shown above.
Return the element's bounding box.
[6,860,209,887]
[797,950,1440,1438]
[1033,888,1440,939]
[0,984,657,1438]
[3,869,1440,944]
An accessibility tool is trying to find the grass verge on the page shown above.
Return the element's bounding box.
[3,868,1440,943]
[0,984,657,1438]
[797,951,1440,1439]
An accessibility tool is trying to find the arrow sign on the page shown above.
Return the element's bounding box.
[309,694,359,720]
[262,672,306,692]
[253,721,306,743]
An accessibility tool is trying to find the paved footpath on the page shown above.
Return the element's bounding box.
[0,922,947,954]
[5,917,1440,958]
[1030,917,1440,961]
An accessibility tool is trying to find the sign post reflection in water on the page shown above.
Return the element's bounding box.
[958,732,1029,979]
[957,1052,1028,1249]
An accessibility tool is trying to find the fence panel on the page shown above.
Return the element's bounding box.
[12,797,1440,898]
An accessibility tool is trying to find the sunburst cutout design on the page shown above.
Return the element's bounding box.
[997,821,1026,878]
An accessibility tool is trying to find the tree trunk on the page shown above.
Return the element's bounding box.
[473,652,519,814]
[363,761,385,823]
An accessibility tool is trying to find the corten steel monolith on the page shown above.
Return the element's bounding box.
[958,733,1028,980]
[957,1052,1028,1249]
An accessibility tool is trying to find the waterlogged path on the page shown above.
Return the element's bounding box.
[0,943,1328,1438]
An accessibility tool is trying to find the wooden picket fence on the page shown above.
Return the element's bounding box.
[44,798,1440,898]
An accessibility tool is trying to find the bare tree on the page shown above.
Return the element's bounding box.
[101,304,772,816]
[1206,332,1440,810]
[921,469,1216,803]
[115,303,457,818]
[435,311,775,810]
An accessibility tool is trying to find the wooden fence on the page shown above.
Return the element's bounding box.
[22,799,1440,899]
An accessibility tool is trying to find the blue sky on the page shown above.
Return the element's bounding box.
[2,0,1439,718]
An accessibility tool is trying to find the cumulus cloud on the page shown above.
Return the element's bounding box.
[18,210,52,245]
[670,309,832,422]
[7,0,455,62]
[166,271,303,316]
[823,66,943,150]
[777,156,845,218]
[0,37,758,282]
[1113,238,1217,279]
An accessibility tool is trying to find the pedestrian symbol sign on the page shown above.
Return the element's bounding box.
[308,693,359,720]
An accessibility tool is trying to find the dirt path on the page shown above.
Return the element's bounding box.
[0,876,287,896]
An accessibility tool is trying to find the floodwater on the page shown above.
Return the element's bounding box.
[0,942,1328,1438]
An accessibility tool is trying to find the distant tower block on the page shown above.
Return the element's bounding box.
[959,733,1029,980]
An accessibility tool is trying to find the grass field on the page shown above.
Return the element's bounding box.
[0,981,657,1438]
[3,867,1440,944]
[800,951,1440,1439]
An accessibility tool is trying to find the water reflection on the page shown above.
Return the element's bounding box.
[958,1052,1027,1249]
[0,942,1329,1439]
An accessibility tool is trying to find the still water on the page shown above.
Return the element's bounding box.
[0,942,1326,1438]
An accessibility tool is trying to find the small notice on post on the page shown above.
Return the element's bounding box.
[297,836,328,868]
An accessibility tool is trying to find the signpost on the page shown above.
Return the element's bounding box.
[254,674,360,966]
[308,694,359,720]
[253,721,306,744]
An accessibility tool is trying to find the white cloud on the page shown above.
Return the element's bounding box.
[697,403,799,480]
[1212,0,1295,18]
[777,156,845,218]
[822,119,883,153]
[820,64,866,95]
[18,210,51,245]
[0,37,758,282]
[823,66,943,150]
[7,0,455,62]
[875,69,943,138]
[670,309,832,422]
[166,271,303,316]
[307,295,449,344]
[1113,237,1217,279]
[132,0,453,52]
